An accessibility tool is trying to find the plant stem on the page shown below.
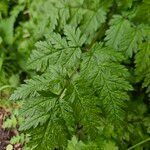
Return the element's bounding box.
[127,137,150,150]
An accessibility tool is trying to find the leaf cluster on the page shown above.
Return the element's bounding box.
[0,0,149,149]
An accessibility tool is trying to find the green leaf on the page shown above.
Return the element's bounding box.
[28,26,84,71]
[80,7,106,42]
[102,140,118,150]
[67,136,85,150]
[19,96,57,130]
[64,25,86,47]
[135,42,150,80]
[10,66,67,100]
[105,15,131,50]
[115,0,133,9]
[79,43,132,122]
[135,42,150,97]
[0,4,24,44]
[119,26,143,57]
[27,119,68,150]
[133,0,150,24]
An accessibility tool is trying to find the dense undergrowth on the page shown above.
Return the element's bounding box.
[0,0,150,149]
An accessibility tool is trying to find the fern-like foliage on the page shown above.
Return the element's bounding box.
[10,0,150,149]
[105,15,146,58]
[23,0,112,44]
[11,24,132,149]
[105,15,131,50]
[133,0,150,24]
[135,42,150,97]
[79,43,132,121]
[27,26,85,72]
[0,3,25,44]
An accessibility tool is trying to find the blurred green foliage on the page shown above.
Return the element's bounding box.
[0,0,150,150]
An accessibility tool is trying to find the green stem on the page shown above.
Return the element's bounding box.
[127,137,150,150]
[0,85,12,91]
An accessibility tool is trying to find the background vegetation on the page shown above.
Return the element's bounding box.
[0,0,150,150]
